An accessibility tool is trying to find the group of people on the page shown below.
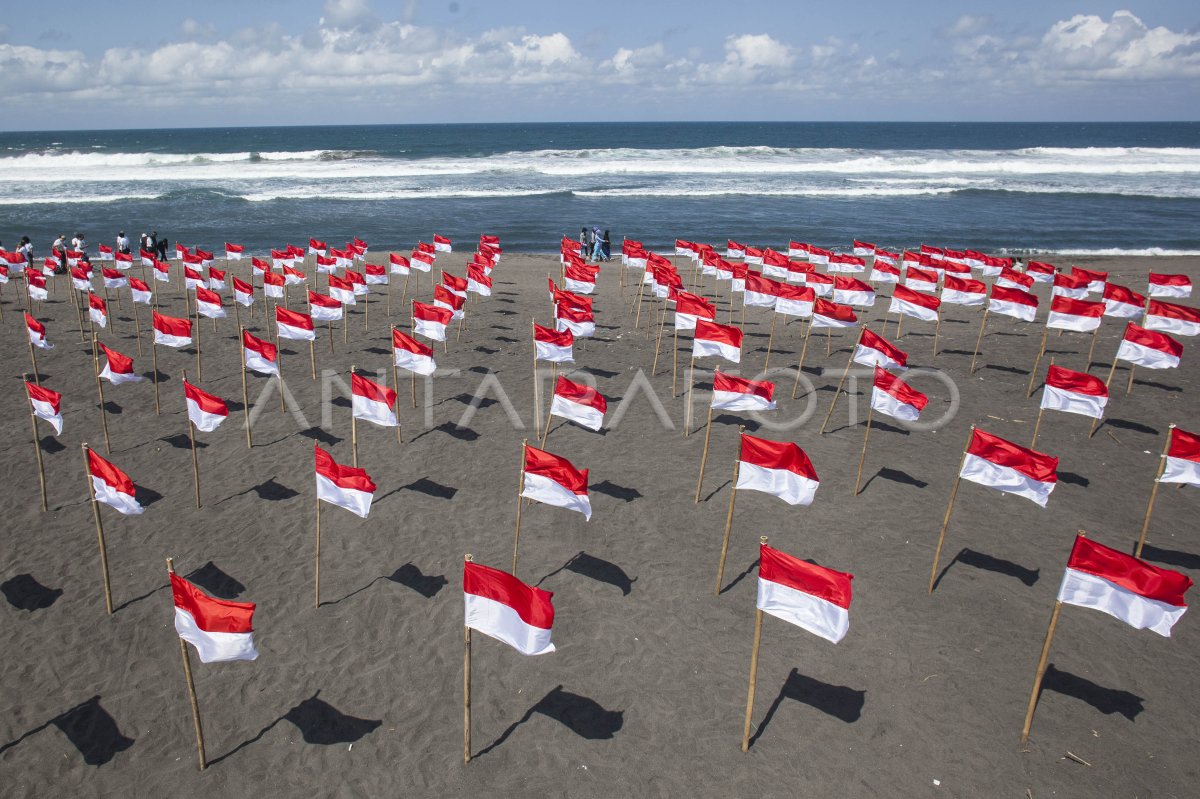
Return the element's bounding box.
[581,226,611,262]
[0,230,173,273]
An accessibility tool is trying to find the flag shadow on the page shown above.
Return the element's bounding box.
[747,669,865,748]
[538,551,636,595]
[209,691,382,766]
[591,480,642,503]
[220,478,300,504]
[1040,665,1143,721]
[1,573,63,611]
[859,467,928,493]
[185,561,245,598]
[324,562,447,605]
[475,686,623,758]
[718,557,759,596]
[1136,543,1200,571]
[399,477,458,500]
[0,696,134,766]
[931,547,1040,591]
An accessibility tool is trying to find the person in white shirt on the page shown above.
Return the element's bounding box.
[116,231,130,254]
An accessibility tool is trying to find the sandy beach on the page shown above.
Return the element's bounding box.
[1,250,1198,797]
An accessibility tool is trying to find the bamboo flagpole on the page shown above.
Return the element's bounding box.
[651,303,667,375]
[1029,358,1054,449]
[193,300,203,382]
[683,357,697,437]
[931,308,942,358]
[928,425,977,594]
[1134,425,1175,558]
[314,486,322,608]
[790,317,817,399]
[91,334,112,454]
[151,337,161,414]
[714,428,747,595]
[182,370,202,509]
[763,312,778,370]
[512,441,528,577]
[853,405,875,496]
[27,326,41,385]
[463,552,474,764]
[26,373,48,512]
[531,319,542,441]
[239,327,253,449]
[693,402,719,503]
[81,443,115,615]
[672,326,680,396]
[740,535,769,752]
[350,365,360,467]
[1027,330,1050,397]
[274,330,286,414]
[166,557,208,770]
[968,308,990,374]
[819,329,864,434]
[131,297,143,356]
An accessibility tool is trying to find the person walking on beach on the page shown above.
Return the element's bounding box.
[52,233,66,269]
[116,231,130,255]
[601,229,611,261]
[580,227,591,261]
[591,226,604,261]
[156,234,169,262]
[18,236,33,270]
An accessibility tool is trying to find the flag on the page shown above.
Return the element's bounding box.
[242,330,279,376]
[207,267,226,291]
[812,299,858,329]
[853,240,876,256]
[26,382,63,435]
[114,251,133,269]
[130,277,153,304]
[1160,427,1200,487]
[711,372,776,412]
[433,234,453,253]
[996,267,1034,292]
[1047,296,1104,333]
[1148,273,1192,299]
[548,376,607,431]
[282,265,307,286]
[98,243,114,260]
[1144,300,1200,337]
[534,323,574,363]
[171,573,258,663]
[1026,261,1057,283]
[737,433,819,506]
[743,273,779,309]
[27,272,48,301]
[693,319,743,363]
[88,293,107,328]
[1115,322,1182,370]
[225,243,244,260]
[153,260,170,283]
[233,277,254,307]
[305,238,326,255]
[889,286,940,322]
[393,329,437,376]
[904,267,939,293]
[184,265,205,290]
[1057,535,1190,637]
[275,308,316,341]
[774,284,815,318]
[411,251,434,272]
[433,285,465,320]
[308,291,343,321]
[262,271,285,299]
[833,276,875,307]
[464,561,555,656]
[757,543,852,643]
[25,313,52,350]
[555,303,595,338]
[1102,283,1145,318]
[326,274,354,305]
[854,328,907,370]
[521,446,591,520]
[988,285,1039,322]
[389,253,410,275]
[726,240,747,259]
[466,265,492,296]
[315,445,376,517]
[1041,365,1107,419]
[88,449,144,515]
[1071,266,1108,294]
[960,429,1058,506]
[153,312,193,347]
[351,372,398,428]
[98,344,143,385]
[71,267,92,291]
[413,301,452,341]
[870,367,928,422]
[941,276,987,306]
[1052,272,1090,299]
[195,287,225,319]
[102,267,127,289]
[184,381,228,432]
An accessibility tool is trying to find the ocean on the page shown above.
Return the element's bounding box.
[1,122,1198,256]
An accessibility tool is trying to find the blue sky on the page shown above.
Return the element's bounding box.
[1,1,1196,129]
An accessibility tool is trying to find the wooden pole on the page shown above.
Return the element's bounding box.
[714,433,745,596]
[1134,425,1174,558]
[684,357,696,436]
[275,331,285,414]
[512,441,528,577]
[819,331,861,434]
[672,327,680,396]
[740,536,768,752]
[183,371,201,509]
[1125,365,1137,395]
[853,406,874,496]
[239,328,253,449]
[928,425,975,594]
[532,319,542,441]
[694,401,717,503]
[309,339,316,381]
[314,492,322,608]
[1085,328,1099,371]
[1019,600,1064,744]
[651,304,667,375]
[27,375,48,513]
[1027,330,1049,397]
[932,309,942,358]
[166,558,207,770]
[131,300,143,356]
[825,325,831,356]
[151,341,161,414]
[790,317,816,399]
[763,312,777,370]
[350,365,359,467]
[193,302,202,382]
[463,554,474,764]
[82,443,114,615]
[1104,353,1120,388]
[27,335,41,386]
[92,335,112,454]
[1030,406,1045,449]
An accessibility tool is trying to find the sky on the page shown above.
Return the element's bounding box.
[0,1,1197,129]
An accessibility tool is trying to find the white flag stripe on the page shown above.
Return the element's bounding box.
[1159,456,1200,486]
[414,318,447,341]
[316,472,373,518]
[352,395,398,428]
[870,388,920,421]
[186,398,226,433]
[693,339,740,362]
[549,395,603,431]
[394,349,436,376]
[1115,340,1179,369]
[534,341,574,363]
[1047,311,1101,332]
[276,322,316,341]
[1057,568,1186,637]
[464,592,555,656]
[711,390,776,412]
[960,453,1054,506]
[736,461,818,506]
[521,472,593,520]
[1041,384,1106,419]
[30,398,63,435]
[243,349,279,376]
[174,607,259,663]
[99,363,144,385]
[91,475,144,515]
[756,579,848,643]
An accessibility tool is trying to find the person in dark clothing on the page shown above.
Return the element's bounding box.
[156,236,169,262]
[601,230,611,261]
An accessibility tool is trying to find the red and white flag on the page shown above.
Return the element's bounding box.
[224,242,244,260]
[1148,273,1192,299]
[411,251,435,272]
[27,382,63,435]
[904,266,939,293]
[88,293,108,328]
[812,298,858,329]
[1115,322,1182,370]
[88,449,144,515]
[352,372,398,428]
[1102,283,1145,318]
[276,308,316,341]
[743,273,779,309]
[102,267,127,290]
[757,543,852,643]
[27,272,49,301]
[25,313,52,350]
[233,277,254,307]
[521,445,591,520]
[195,286,225,319]
[1160,427,1200,487]
[153,312,193,347]
[852,240,875,256]
[153,260,170,283]
[1144,300,1200,337]
[171,573,258,663]
[870,261,901,284]
[1071,266,1108,294]
[693,319,743,363]
[960,429,1058,506]
[389,253,410,275]
[726,240,747,259]
[1047,296,1104,333]
[207,267,226,291]
[673,292,717,330]
[554,303,595,338]
[1052,271,1090,299]
[1041,365,1107,419]
[308,291,343,321]
[98,243,114,260]
[996,267,1034,292]
[889,285,941,322]
[262,271,285,299]
[737,434,819,506]
[1026,261,1056,283]
[712,372,776,412]
[433,234,453,253]
[71,267,92,292]
[308,238,327,256]
[988,285,1039,322]
[854,328,907,370]
[941,276,987,306]
[534,323,574,363]
[315,445,376,518]
[466,265,491,296]
[98,343,144,384]
[833,276,875,308]
[1057,535,1191,637]
[282,265,307,286]
[806,271,834,297]
[315,255,337,274]
[464,561,555,656]
[433,284,465,320]
[328,274,356,305]
[242,330,279,376]
[870,367,928,422]
[773,284,815,319]
[184,380,229,432]
[184,265,205,290]
[130,277,152,304]
[393,329,437,376]
[549,376,607,431]
[413,301,452,342]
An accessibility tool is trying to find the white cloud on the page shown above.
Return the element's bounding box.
[1034,10,1200,80]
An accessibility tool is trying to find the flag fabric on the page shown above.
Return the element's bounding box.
[774,284,815,318]
[1102,283,1146,318]
[711,372,777,412]
[674,292,717,330]
[1115,322,1182,370]
[693,319,743,363]
[27,273,49,301]
[548,376,607,431]
[464,560,555,656]
[960,429,1058,506]
[184,381,229,432]
[272,307,314,340]
[233,277,254,307]
[743,273,779,309]
[262,271,285,299]
[1057,535,1191,637]
[996,267,1034,292]
[889,285,941,322]
[153,312,193,347]
[389,253,410,275]
[1071,266,1108,294]
[411,251,434,272]
[904,267,939,293]
[98,344,144,384]
[1041,365,1107,419]
[870,261,901,284]
[283,265,307,286]
[521,446,591,520]
[315,445,376,517]
[811,299,858,329]
[224,243,244,260]
[941,276,987,306]
[534,323,574,363]
[1026,261,1057,283]
[988,285,1039,322]
[87,449,144,515]
[308,238,327,255]
[351,372,398,428]
[25,313,52,350]
[1144,300,1200,337]
[870,367,928,422]
[757,543,852,643]
[26,382,63,435]
[88,294,107,328]
[466,265,492,296]
[806,272,834,297]
[413,301,453,342]
[171,573,258,663]
[328,275,356,305]
[554,303,595,338]
[1052,271,1090,299]
[433,284,465,320]
[737,434,819,506]
[184,265,205,290]
[153,260,170,283]
[102,267,127,290]
[207,267,226,291]
[433,234,453,253]
[130,277,153,304]
[833,276,875,307]
[1160,427,1200,487]
[71,267,92,292]
[393,329,437,376]
[195,286,225,319]
[854,328,908,370]
[308,291,343,321]
[242,330,279,376]
[1047,296,1104,332]
[1148,273,1192,299]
